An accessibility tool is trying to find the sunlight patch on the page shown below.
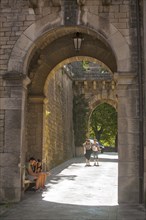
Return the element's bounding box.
[42,156,118,206]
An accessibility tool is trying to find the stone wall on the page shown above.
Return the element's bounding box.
[0,0,59,76]
[73,78,117,157]
[27,99,43,161]
[42,69,74,171]
[0,0,135,76]
[26,69,74,171]
[0,0,145,204]
[143,0,146,205]
[0,73,27,202]
[117,73,140,203]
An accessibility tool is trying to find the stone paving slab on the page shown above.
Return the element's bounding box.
[0,154,146,220]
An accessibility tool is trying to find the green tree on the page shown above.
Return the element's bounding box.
[89,103,117,146]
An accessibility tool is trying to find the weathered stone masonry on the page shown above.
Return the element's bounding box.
[0,0,146,206]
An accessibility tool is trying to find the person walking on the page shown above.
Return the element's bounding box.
[91,139,101,166]
[83,139,92,166]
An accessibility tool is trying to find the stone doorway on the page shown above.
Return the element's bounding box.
[4,23,140,204]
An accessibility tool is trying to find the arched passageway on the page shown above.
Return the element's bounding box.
[23,25,118,170]
[19,24,131,205]
[3,12,140,204]
[88,102,117,149]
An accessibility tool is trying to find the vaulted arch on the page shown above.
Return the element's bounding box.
[8,12,131,78]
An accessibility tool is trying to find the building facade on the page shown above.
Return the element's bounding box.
[0,0,146,205]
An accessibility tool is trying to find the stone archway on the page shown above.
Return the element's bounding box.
[88,100,118,148]
[7,13,131,74]
[73,68,117,156]
[87,99,118,143]
[5,10,139,204]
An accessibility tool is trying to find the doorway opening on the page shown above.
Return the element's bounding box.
[89,102,118,153]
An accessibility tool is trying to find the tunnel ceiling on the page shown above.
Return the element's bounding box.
[27,27,117,96]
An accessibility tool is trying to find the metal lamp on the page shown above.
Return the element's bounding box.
[73,32,83,51]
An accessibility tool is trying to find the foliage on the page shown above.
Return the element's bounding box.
[89,103,117,146]
[82,61,89,71]
[73,94,89,146]
[98,65,109,74]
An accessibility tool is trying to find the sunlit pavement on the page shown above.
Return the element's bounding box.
[1,153,145,220]
[43,153,118,206]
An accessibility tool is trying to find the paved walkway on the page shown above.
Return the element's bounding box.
[0,153,145,220]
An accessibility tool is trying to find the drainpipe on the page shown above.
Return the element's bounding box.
[136,0,144,204]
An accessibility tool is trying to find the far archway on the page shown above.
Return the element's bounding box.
[89,103,118,152]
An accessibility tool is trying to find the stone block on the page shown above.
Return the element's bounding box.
[5,128,21,151]
[0,120,4,126]
[118,98,138,117]
[144,173,146,183]
[0,144,4,152]
[118,176,139,203]
[118,58,132,72]
[1,166,20,188]
[0,188,4,203]
[0,64,8,70]
[3,79,23,88]
[118,132,139,146]
[0,90,11,98]
[0,152,20,167]
[8,60,24,74]
[11,89,23,98]
[119,18,128,23]
[118,161,139,176]
[26,14,35,20]
[115,12,127,18]
[144,161,146,171]
[117,87,138,97]
[1,187,21,203]
[120,5,129,12]
[0,109,5,114]
[5,110,21,129]
[118,144,139,162]
[144,147,146,160]
[0,98,22,110]
[42,7,51,16]
[118,118,139,133]
[2,22,13,27]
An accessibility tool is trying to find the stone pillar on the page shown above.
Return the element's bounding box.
[143,0,146,206]
[0,72,30,203]
[27,96,44,161]
[116,72,140,203]
[42,98,50,171]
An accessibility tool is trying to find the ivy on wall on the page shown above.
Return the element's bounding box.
[73,94,89,147]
